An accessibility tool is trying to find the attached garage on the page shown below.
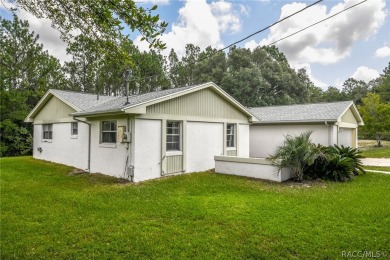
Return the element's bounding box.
[249,101,364,158]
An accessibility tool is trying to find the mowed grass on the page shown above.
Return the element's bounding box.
[1,157,390,259]
[359,139,390,158]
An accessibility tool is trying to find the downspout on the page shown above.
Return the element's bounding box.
[324,121,330,146]
[126,115,133,182]
[73,117,91,173]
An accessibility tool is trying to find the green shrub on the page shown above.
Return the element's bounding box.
[270,131,318,181]
[332,145,366,176]
[322,154,354,181]
[306,145,365,181]
[271,133,365,182]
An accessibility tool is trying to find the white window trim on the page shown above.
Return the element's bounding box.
[42,124,53,141]
[166,121,182,152]
[226,123,236,148]
[99,143,117,148]
[166,150,183,156]
[101,120,117,144]
[71,122,78,138]
[226,147,237,151]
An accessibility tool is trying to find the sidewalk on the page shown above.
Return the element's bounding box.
[361,158,390,167]
[361,158,390,174]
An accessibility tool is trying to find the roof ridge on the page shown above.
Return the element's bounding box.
[50,89,119,98]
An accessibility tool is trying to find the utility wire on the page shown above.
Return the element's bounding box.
[196,0,323,63]
[131,0,322,83]
[268,0,367,46]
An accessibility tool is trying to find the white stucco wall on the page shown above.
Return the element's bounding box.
[133,119,162,182]
[33,123,89,170]
[186,122,224,172]
[215,156,292,182]
[238,124,250,157]
[89,118,129,178]
[249,124,330,158]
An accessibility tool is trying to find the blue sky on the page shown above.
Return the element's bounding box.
[2,0,389,89]
[134,0,389,88]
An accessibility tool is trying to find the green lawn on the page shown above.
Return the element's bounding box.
[359,139,390,158]
[1,157,390,259]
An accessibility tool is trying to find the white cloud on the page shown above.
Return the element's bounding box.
[245,0,387,65]
[294,63,329,89]
[135,0,248,57]
[18,11,71,63]
[1,1,71,63]
[375,46,390,58]
[351,66,380,82]
[210,1,247,34]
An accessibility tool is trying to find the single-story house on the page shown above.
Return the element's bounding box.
[25,82,257,182]
[248,101,364,158]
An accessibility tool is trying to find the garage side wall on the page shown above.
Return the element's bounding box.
[250,124,330,158]
[33,123,89,169]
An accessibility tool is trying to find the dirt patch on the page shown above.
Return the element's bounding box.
[68,168,88,176]
[281,178,331,188]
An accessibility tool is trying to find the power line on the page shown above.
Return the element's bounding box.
[131,0,323,83]
[268,0,367,46]
[196,0,323,63]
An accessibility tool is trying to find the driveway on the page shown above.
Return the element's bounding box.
[361,158,390,174]
[361,158,390,167]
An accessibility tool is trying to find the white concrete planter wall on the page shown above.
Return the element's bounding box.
[215,156,292,182]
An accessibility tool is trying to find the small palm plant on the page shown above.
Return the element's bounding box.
[330,145,366,176]
[270,131,318,181]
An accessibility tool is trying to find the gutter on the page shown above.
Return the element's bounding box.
[250,120,337,125]
[73,117,91,173]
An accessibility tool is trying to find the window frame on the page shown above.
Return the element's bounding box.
[42,124,53,140]
[101,120,117,144]
[71,122,78,136]
[226,123,236,148]
[166,121,182,152]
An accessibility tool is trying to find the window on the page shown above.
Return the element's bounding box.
[42,124,53,140]
[101,121,117,143]
[167,121,181,151]
[226,124,235,148]
[71,122,78,136]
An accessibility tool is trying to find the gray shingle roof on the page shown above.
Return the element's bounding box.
[51,89,117,111]
[73,85,197,115]
[49,85,201,116]
[249,101,353,123]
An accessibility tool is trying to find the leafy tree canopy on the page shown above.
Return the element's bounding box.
[7,0,168,57]
[359,93,390,146]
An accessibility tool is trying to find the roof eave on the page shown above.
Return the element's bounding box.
[251,119,338,124]
[71,108,127,117]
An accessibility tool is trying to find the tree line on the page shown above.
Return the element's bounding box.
[1,14,389,156]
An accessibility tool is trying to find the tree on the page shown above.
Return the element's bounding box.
[7,0,168,55]
[64,35,100,93]
[359,93,390,147]
[342,78,369,105]
[373,62,390,102]
[0,15,66,156]
[322,86,347,102]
